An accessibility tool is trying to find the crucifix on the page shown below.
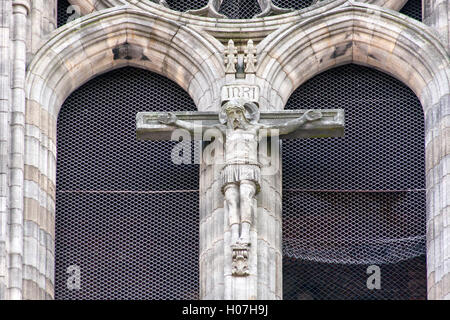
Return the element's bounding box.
[136,98,344,279]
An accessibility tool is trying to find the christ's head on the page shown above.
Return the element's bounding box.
[223,101,249,130]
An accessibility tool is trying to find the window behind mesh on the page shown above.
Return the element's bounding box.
[166,0,209,12]
[282,64,426,300]
[57,0,71,28]
[273,0,313,10]
[57,0,423,22]
[55,67,200,300]
[400,0,423,21]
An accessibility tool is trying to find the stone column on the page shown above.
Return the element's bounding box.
[424,1,450,299]
[0,0,11,301]
[9,0,30,300]
[199,144,283,300]
[423,0,449,51]
[28,0,57,61]
[199,162,225,299]
[255,150,283,300]
[426,92,450,300]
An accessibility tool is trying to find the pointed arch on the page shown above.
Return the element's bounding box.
[256,2,449,299]
[23,6,223,298]
[256,2,449,112]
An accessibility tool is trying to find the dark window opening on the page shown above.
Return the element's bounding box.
[282,64,426,300]
[55,67,199,300]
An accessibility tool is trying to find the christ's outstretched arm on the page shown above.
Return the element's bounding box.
[158,112,223,133]
[261,110,323,135]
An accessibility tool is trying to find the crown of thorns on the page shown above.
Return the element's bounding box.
[224,103,246,114]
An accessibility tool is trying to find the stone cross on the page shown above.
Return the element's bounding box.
[136,99,344,278]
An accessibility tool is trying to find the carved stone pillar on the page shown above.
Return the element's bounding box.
[423,0,449,51]
[199,151,282,300]
[9,0,30,300]
[0,0,12,300]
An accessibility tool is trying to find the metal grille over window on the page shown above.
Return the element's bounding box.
[400,0,422,21]
[57,0,71,28]
[272,0,313,10]
[219,0,262,19]
[166,0,209,12]
[55,67,200,300]
[282,64,426,300]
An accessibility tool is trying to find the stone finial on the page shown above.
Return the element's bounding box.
[244,40,257,73]
[224,39,238,74]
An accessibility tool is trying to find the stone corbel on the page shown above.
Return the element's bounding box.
[255,0,294,18]
[186,0,227,18]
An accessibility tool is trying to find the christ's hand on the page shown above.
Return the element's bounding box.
[304,110,323,122]
[158,112,177,125]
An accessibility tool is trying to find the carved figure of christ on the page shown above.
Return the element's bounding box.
[157,99,323,247]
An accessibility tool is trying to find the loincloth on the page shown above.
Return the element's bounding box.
[221,164,261,194]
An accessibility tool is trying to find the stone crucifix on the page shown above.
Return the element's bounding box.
[136,99,344,277]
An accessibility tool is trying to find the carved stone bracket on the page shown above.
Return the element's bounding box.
[231,244,250,277]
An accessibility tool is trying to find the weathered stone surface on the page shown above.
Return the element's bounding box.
[0,0,447,300]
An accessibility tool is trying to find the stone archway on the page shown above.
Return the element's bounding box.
[22,7,223,299]
[256,2,450,299]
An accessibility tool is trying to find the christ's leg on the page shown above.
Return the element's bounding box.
[224,184,240,245]
[239,180,256,245]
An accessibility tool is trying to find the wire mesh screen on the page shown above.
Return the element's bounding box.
[166,0,314,16]
[273,0,314,10]
[219,0,262,19]
[166,0,209,12]
[400,0,422,22]
[57,0,71,28]
[55,67,200,300]
[282,64,426,300]
[58,0,422,22]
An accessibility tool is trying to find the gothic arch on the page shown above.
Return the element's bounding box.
[256,2,450,299]
[256,2,449,112]
[23,6,223,298]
